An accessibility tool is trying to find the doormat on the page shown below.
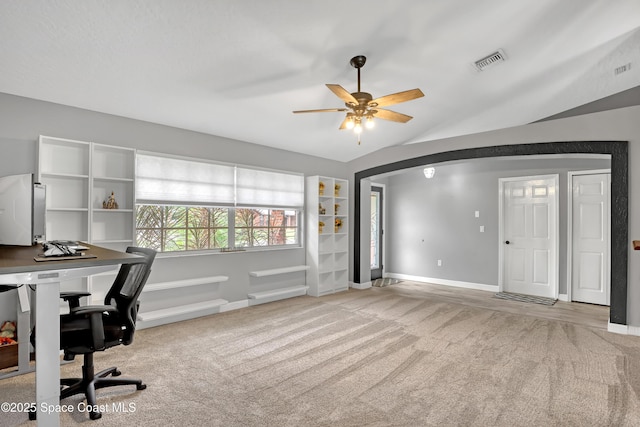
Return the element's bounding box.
[494,292,557,306]
[372,278,401,287]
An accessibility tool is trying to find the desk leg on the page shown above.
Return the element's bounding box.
[35,281,60,427]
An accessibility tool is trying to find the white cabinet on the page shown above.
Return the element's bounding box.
[305,176,349,296]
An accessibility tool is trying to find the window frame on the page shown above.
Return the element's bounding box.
[134,151,305,255]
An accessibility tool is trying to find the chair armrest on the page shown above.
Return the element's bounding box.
[70,305,117,316]
[66,305,117,351]
[60,291,92,309]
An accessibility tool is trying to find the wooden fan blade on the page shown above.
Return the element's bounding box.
[370,88,424,108]
[373,108,413,123]
[293,108,349,113]
[326,84,358,105]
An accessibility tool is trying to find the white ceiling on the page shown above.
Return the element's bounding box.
[1,1,639,162]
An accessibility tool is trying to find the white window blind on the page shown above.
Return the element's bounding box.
[136,153,304,208]
[236,167,304,208]
[136,153,235,205]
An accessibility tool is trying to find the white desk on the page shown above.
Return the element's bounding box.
[0,244,143,427]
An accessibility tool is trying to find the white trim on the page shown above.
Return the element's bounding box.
[558,293,569,302]
[607,323,640,336]
[385,273,498,293]
[370,182,387,278]
[498,174,560,299]
[350,281,372,290]
[566,169,611,304]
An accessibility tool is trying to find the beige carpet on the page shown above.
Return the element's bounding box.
[2,282,640,426]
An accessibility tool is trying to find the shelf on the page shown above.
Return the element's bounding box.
[93,176,134,183]
[40,172,89,179]
[137,299,229,329]
[249,265,309,277]
[144,275,229,292]
[306,175,349,297]
[47,207,89,212]
[93,208,134,213]
[248,285,308,305]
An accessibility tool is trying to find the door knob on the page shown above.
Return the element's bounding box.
[505,240,510,245]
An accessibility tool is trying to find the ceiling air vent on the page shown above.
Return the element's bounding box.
[474,49,507,71]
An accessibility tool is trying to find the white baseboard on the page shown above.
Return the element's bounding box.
[385,273,499,293]
[558,294,569,302]
[350,281,372,290]
[220,299,249,312]
[608,322,640,336]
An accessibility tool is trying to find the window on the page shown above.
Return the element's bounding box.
[135,152,304,253]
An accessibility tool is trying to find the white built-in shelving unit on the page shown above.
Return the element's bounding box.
[38,135,136,306]
[305,176,349,296]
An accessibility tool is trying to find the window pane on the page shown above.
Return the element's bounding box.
[164,229,186,251]
[188,207,210,228]
[164,206,186,228]
[136,205,162,228]
[269,227,286,245]
[212,229,228,248]
[136,229,161,251]
[187,228,210,250]
[211,208,228,227]
[235,228,250,247]
[252,228,268,246]
[235,208,255,227]
[285,228,297,244]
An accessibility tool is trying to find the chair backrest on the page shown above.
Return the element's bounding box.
[104,247,156,344]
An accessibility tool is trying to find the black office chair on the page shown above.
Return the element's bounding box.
[32,246,156,420]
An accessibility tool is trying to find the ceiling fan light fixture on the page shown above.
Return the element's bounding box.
[365,115,375,129]
[293,55,424,144]
[345,115,355,129]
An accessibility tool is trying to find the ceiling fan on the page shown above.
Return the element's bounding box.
[293,55,424,143]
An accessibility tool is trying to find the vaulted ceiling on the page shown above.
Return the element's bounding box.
[1,1,639,162]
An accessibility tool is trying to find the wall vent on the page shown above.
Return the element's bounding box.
[614,63,632,76]
[474,49,507,71]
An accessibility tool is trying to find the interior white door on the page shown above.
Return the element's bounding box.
[502,175,558,298]
[571,173,610,305]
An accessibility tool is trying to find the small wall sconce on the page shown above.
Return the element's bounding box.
[423,167,435,179]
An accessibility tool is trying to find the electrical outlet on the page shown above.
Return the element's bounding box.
[480,225,485,232]
[437,259,442,267]
[475,210,480,218]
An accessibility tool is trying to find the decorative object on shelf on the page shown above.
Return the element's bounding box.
[335,218,343,233]
[334,183,341,197]
[319,182,325,196]
[334,204,340,215]
[319,221,325,234]
[319,203,326,215]
[103,191,119,209]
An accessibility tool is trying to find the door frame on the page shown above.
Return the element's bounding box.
[370,182,386,279]
[566,169,611,303]
[498,174,560,298]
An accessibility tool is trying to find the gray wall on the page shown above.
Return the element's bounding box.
[383,157,610,293]
[0,92,348,319]
[347,105,640,326]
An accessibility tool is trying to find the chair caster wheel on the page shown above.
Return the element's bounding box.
[137,383,147,390]
[112,369,121,376]
[90,411,102,420]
